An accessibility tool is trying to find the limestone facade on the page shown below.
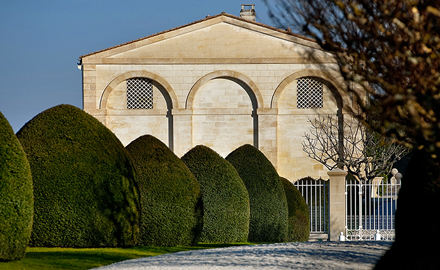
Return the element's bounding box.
[79,13,351,181]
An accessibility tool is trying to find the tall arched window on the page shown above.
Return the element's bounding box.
[297,77,323,109]
[127,77,153,109]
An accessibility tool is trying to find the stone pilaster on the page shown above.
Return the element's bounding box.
[172,109,193,157]
[327,168,347,241]
[257,108,278,169]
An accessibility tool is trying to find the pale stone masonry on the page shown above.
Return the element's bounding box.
[327,169,348,241]
[79,10,351,181]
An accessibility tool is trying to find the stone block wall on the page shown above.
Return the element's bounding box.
[80,15,350,181]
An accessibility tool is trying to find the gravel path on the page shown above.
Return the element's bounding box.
[93,241,391,270]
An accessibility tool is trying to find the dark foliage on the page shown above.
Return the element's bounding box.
[265,0,440,267]
[267,0,440,151]
[0,112,33,261]
[126,135,202,246]
[181,145,250,243]
[374,148,440,269]
[226,144,288,242]
[16,104,139,247]
[280,177,310,242]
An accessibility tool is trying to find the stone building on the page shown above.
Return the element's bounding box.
[78,5,351,181]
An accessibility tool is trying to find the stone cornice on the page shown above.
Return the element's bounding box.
[81,57,337,65]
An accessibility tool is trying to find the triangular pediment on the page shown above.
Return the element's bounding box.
[80,14,328,64]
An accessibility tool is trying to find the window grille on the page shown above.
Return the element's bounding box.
[127,78,153,109]
[297,78,323,109]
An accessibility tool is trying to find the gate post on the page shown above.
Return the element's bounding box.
[327,168,347,241]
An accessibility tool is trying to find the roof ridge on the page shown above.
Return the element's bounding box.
[222,13,315,43]
[79,13,315,59]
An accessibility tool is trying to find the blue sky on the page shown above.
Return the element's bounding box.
[0,0,274,132]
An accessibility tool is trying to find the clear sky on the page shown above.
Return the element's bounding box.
[0,0,274,132]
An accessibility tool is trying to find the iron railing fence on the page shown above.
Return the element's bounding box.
[346,178,400,241]
[294,178,329,234]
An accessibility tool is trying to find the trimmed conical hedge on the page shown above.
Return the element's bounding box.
[280,177,310,242]
[181,145,250,243]
[0,112,33,261]
[126,135,202,246]
[16,104,139,247]
[226,144,288,242]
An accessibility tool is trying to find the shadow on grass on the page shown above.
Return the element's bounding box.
[0,246,205,270]
[0,243,267,270]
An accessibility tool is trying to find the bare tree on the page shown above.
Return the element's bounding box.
[263,0,440,268]
[303,115,408,183]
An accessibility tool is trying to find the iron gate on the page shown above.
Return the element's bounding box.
[294,178,329,234]
[345,178,400,241]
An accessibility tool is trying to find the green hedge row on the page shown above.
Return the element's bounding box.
[4,103,310,250]
[0,111,34,261]
[17,105,140,248]
[226,144,288,242]
[280,177,310,242]
[126,135,202,246]
[182,145,250,243]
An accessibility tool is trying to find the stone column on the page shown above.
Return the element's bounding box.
[327,168,347,241]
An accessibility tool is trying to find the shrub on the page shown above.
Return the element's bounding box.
[181,145,250,243]
[0,112,33,261]
[226,144,288,242]
[16,104,139,247]
[126,135,202,246]
[280,177,310,242]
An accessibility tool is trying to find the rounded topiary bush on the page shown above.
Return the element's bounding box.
[226,144,288,242]
[280,177,310,242]
[0,112,33,261]
[181,145,250,243]
[16,104,139,247]
[126,135,202,246]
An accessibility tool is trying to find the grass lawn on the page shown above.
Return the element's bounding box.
[0,244,252,270]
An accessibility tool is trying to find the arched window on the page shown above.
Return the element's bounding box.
[127,77,153,109]
[297,77,323,109]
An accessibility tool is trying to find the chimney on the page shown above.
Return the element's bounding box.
[240,4,256,21]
